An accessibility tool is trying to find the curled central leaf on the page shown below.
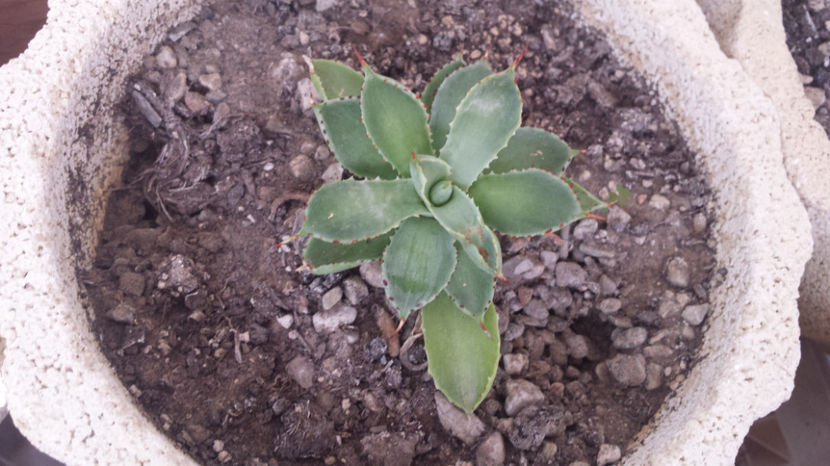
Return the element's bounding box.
[428,179,453,206]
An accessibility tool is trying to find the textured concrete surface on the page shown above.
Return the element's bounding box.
[0,0,202,464]
[696,0,830,344]
[576,0,812,464]
[0,0,812,464]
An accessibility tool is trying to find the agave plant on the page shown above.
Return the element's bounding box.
[294,49,605,413]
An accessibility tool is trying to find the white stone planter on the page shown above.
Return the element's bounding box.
[0,0,812,464]
[695,0,830,345]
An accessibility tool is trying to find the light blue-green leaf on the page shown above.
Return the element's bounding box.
[303,233,392,274]
[314,98,397,179]
[382,217,456,319]
[409,154,452,206]
[422,54,465,113]
[430,186,502,274]
[469,169,582,236]
[310,59,364,100]
[563,177,607,214]
[362,69,433,176]
[445,244,496,320]
[429,60,493,152]
[441,68,522,189]
[301,179,427,242]
[488,127,578,175]
[422,293,500,413]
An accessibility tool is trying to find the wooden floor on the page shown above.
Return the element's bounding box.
[0,0,48,66]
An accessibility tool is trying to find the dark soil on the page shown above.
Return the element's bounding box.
[783,0,830,133]
[79,0,716,464]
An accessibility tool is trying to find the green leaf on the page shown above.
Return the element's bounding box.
[310,59,364,100]
[362,69,433,176]
[303,233,392,274]
[430,186,502,274]
[441,68,522,189]
[429,60,493,152]
[469,169,582,236]
[314,98,397,179]
[488,127,578,175]
[302,179,428,242]
[382,217,456,319]
[422,54,465,113]
[562,177,607,213]
[409,154,452,205]
[445,244,496,319]
[422,293,500,413]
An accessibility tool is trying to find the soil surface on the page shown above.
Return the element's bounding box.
[79,0,716,464]
[783,0,830,133]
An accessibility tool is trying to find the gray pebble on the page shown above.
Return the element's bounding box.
[289,154,314,180]
[476,431,506,466]
[119,272,145,297]
[649,194,670,210]
[502,353,528,376]
[643,344,673,359]
[599,275,618,295]
[321,287,342,311]
[342,276,368,305]
[572,219,598,240]
[555,262,586,288]
[106,303,136,324]
[665,256,690,288]
[612,327,648,349]
[163,71,188,102]
[312,304,357,333]
[159,255,199,294]
[806,86,827,110]
[359,261,385,288]
[513,258,534,277]
[564,333,590,359]
[645,362,663,390]
[184,91,209,115]
[607,206,631,232]
[598,298,622,314]
[597,443,622,465]
[316,0,339,12]
[540,250,558,269]
[503,322,525,342]
[692,212,707,233]
[523,299,549,320]
[285,356,315,389]
[321,163,343,183]
[198,72,223,92]
[607,354,647,386]
[131,90,162,127]
[578,242,615,259]
[435,393,485,445]
[505,379,546,416]
[682,304,709,326]
[155,45,178,68]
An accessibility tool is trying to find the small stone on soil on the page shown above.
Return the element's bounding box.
[155,45,178,68]
[607,206,631,232]
[360,261,385,288]
[475,431,506,466]
[598,298,622,314]
[321,287,342,310]
[321,163,343,183]
[285,356,315,389]
[312,304,357,333]
[606,354,647,387]
[435,393,485,445]
[611,327,648,349]
[289,154,315,180]
[119,271,145,297]
[502,353,528,376]
[682,304,709,326]
[342,276,368,305]
[665,256,690,288]
[106,303,136,324]
[505,379,546,416]
[564,333,591,359]
[597,444,622,465]
[555,262,587,288]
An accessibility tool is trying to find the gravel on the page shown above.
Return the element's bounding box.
[312,304,357,333]
[682,304,709,326]
[359,261,385,288]
[611,327,648,350]
[505,379,546,416]
[597,444,622,465]
[502,353,529,376]
[475,432,506,466]
[435,393,485,445]
[665,256,691,288]
[606,354,647,387]
[321,287,343,310]
[555,262,587,288]
[342,276,368,305]
[285,356,315,389]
